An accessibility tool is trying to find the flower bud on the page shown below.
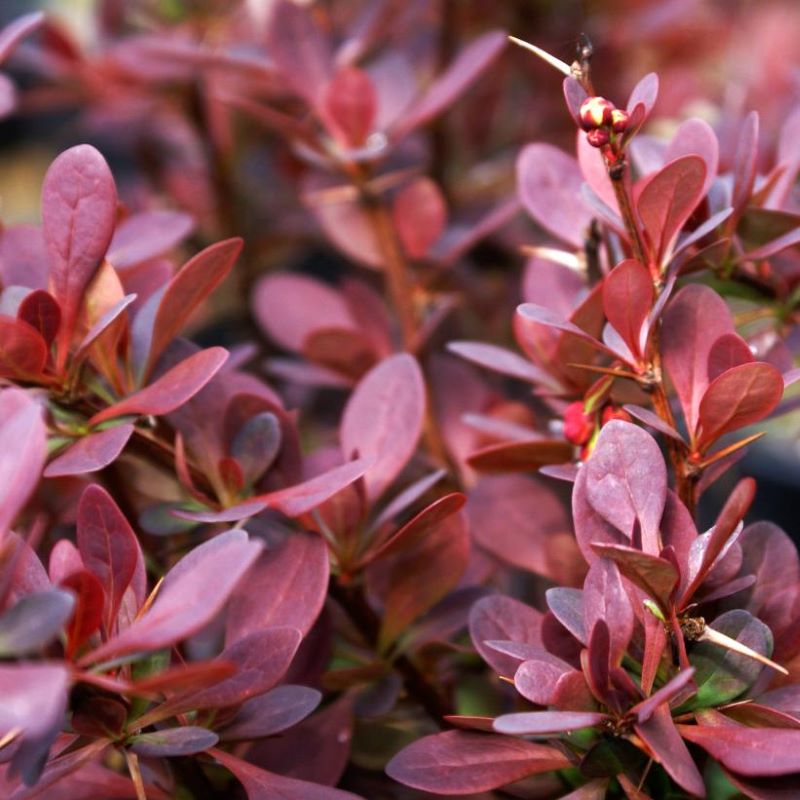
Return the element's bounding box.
[601,405,632,426]
[579,96,615,130]
[610,108,629,133]
[564,401,595,445]
[586,128,610,148]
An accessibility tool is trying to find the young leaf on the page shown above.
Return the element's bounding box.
[41,145,117,365]
[393,177,447,258]
[322,67,377,147]
[385,730,569,794]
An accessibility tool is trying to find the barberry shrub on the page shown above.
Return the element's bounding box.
[2,2,800,798]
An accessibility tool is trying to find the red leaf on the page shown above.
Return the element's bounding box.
[514,654,579,706]
[210,748,361,800]
[635,705,705,797]
[138,238,241,377]
[89,347,228,426]
[662,284,735,435]
[636,155,706,262]
[107,210,195,269]
[0,389,46,535]
[80,530,262,665]
[41,145,117,365]
[253,273,357,353]
[677,723,800,777]
[517,143,594,248]
[467,439,574,473]
[707,332,754,381]
[391,31,507,139]
[385,730,569,794]
[583,559,634,665]
[602,259,652,359]
[467,474,581,585]
[322,67,377,147]
[732,112,759,217]
[17,290,60,347]
[76,484,140,632]
[0,316,48,379]
[226,531,329,644]
[341,353,425,502]
[219,685,322,741]
[665,118,718,198]
[374,509,470,651]
[44,424,134,478]
[61,569,105,658]
[696,362,783,450]
[393,178,447,259]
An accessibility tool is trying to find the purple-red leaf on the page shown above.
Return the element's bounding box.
[637,155,706,262]
[385,730,569,795]
[210,748,361,800]
[494,710,607,736]
[90,347,228,426]
[76,484,140,631]
[80,531,262,665]
[0,317,48,379]
[220,685,322,741]
[322,67,377,147]
[602,259,652,359]
[696,362,783,450]
[130,727,218,758]
[226,531,328,644]
[583,559,634,665]
[590,543,678,610]
[44,424,134,478]
[584,421,667,554]
[393,178,447,259]
[17,290,60,347]
[341,353,425,502]
[107,210,195,269]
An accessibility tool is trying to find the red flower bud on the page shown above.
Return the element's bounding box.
[586,128,610,148]
[610,108,629,133]
[601,405,632,426]
[579,96,615,130]
[564,401,595,445]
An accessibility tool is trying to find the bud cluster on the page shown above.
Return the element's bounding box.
[579,96,629,148]
[563,401,633,457]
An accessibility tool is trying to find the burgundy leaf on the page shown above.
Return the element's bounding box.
[662,284,735,434]
[0,317,48,379]
[385,730,569,794]
[632,667,696,723]
[211,748,361,800]
[226,531,328,644]
[129,727,218,758]
[220,685,322,741]
[341,353,425,502]
[45,424,134,478]
[393,178,447,258]
[514,654,577,706]
[584,421,667,554]
[583,559,634,664]
[589,543,678,610]
[677,723,800,777]
[622,404,685,443]
[732,112,759,217]
[494,710,607,736]
[467,439,574,473]
[61,569,105,657]
[17,290,60,347]
[665,118,718,197]
[89,347,228,426]
[392,31,507,139]
[41,145,117,364]
[73,293,137,366]
[517,143,593,248]
[80,531,262,665]
[696,362,783,450]
[469,595,544,677]
[626,73,659,118]
[76,484,140,631]
[707,332,754,382]
[635,705,705,797]
[545,587,586,645]
[602,259,652,359]
[637,155,706,262]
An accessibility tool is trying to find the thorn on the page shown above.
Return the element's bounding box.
[507,36,572,77]
[700,626,789,676]
[519,245,585,271]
